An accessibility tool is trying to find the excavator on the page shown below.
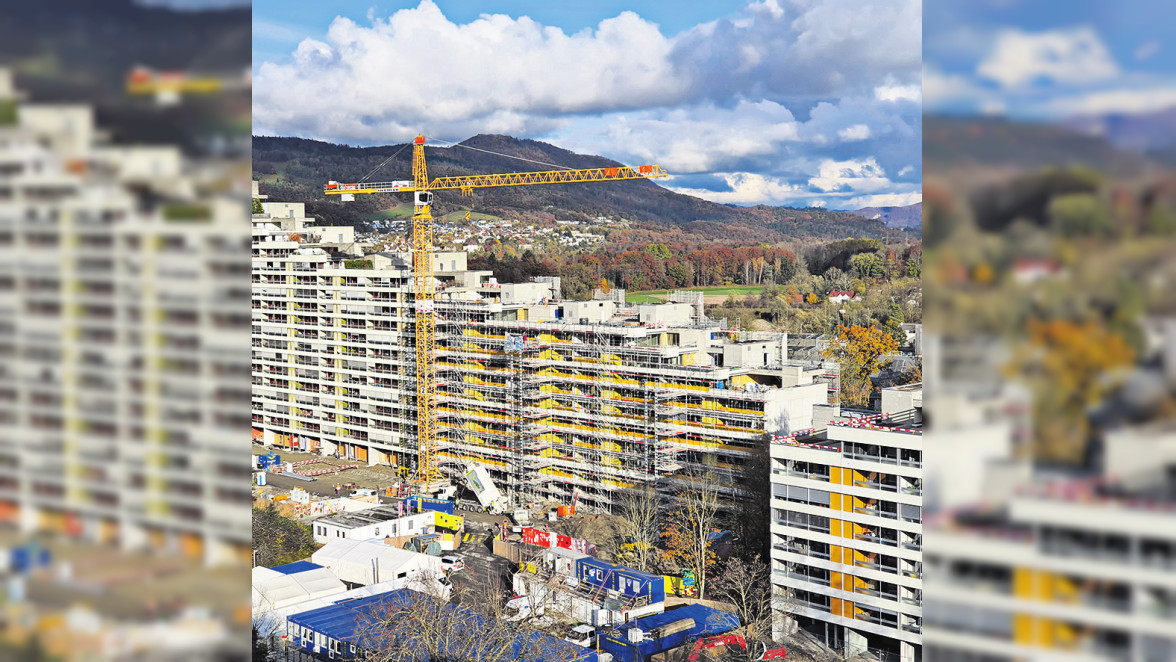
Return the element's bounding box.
[687,633,786,660]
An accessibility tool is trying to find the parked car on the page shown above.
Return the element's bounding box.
[440,555,465,572]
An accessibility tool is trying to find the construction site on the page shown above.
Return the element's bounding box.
[254,204,837,513]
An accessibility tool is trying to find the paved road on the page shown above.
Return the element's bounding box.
[449,527,514,605]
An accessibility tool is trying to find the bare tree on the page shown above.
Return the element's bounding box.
[355,576,582,662]
[709,556,778,661]
[614,486,662,573]
[662,467,726,601]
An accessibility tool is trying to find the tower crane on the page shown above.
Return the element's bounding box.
[325,135,667,490]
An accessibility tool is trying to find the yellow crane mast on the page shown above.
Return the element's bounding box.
[325,135,667,488]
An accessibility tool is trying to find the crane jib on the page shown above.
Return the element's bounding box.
[322,165,666,195]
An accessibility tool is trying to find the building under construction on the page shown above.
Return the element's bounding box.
[252,187,834,511]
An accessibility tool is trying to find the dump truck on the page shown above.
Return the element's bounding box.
[463,464,508,514]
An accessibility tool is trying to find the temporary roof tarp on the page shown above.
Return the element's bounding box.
[271,561,323,575]
[253,579,424,640]
[311,538,442,586]
[251,565,346,612]
[600,604,740,662]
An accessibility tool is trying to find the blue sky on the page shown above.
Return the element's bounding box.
[925,1,1176,118]
[252,1,921,210]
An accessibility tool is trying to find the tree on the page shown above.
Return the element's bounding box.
[252,502,320,568]
[355,574,577,662]
[884,301,906,346]
[848,252,886,281]
[905,251,922,277]
[730,445,772,561]
[614,487,662,573]
[805,293,820,305]
[1005,319,1135,465]
[710,557,776,661]
[644,243,673,260]
[252,627,269,662]
[661,468,726,601]
[823,266,849,291]
[1048,193,1111,236]
[822,325,900,408]
[252,197,264,214]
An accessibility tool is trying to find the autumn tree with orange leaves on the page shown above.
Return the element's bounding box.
[1006,319,1135,465]
[822,324,900,407]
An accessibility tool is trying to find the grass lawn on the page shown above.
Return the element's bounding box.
[364,204,416,221]
[439,210,500,223]
[625,285,763,304]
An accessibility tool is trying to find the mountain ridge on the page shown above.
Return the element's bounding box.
[850,203,921,229]
[253,134,917,243]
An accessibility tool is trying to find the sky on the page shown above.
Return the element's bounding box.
[252,0,922,210]
[925,0,1176,119]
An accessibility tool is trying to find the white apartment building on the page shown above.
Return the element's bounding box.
[0,71,252,565]
[922,423,1176,662]
[771,385,924,662]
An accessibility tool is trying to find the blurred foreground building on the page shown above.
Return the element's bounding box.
[0,69,252,566]
[922,330,1176,662]
[924,422,1176,662]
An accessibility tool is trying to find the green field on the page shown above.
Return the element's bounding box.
[625,285,763,304]
[439,210,500,223]
[363,204,415,221]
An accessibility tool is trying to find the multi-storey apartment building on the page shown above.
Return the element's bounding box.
[0,70,252,565]
[252,187,830,511]
[770,385,923,662]
[923,423,1176,662]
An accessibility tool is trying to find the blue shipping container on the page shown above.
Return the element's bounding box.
[576,557,616,591]
[402,496,455,515]
[575,558,664,603]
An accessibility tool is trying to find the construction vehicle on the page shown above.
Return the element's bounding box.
[325,137,667,493]
[462,463,509,514]
[687,634,787,661]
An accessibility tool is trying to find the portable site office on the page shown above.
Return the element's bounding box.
[287,590,601,661]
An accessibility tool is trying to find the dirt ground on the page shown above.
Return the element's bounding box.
[0,529,247,624]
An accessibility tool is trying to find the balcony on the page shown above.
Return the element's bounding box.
[773,542,830,560]
[854,505,898,520]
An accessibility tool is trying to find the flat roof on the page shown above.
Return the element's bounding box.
[318,505,418,529]
[289,590,597,661]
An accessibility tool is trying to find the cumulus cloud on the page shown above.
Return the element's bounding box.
[253,0,921,208]
[1135,40,1161,62]
[1038,85,1176,116]
[669,172,802,206]
[667,157,920,209]
[838,124,871,141]
[977,27,1118,88]
[255,0,920,143]
[809,157,892,193]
